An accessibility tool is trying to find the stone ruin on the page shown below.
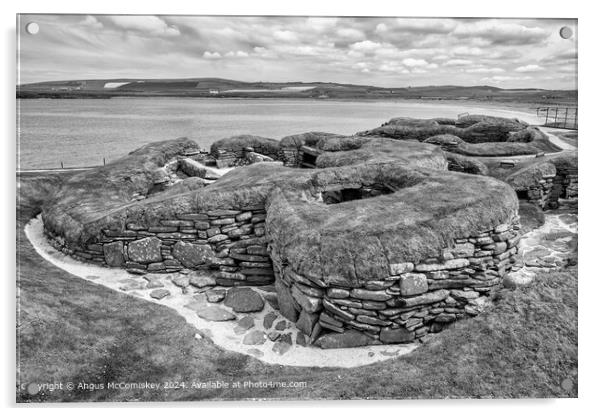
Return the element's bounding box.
[41,115,577,348]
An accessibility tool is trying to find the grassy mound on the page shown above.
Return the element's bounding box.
[445,152,489,175]
[268,165,517,286]
[209,134,281,158]
[361,115,562,155]
[315,136,447,170]
[280,131,344,148]
[484,151,577,192]
[42,137,199,245]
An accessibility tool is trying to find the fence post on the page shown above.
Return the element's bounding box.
[545,108,549,125]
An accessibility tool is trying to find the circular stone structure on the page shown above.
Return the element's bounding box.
[41,120,523,348]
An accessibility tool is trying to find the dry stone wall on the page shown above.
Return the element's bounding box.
[209,135,281,168]
[270,215,521,347]
[547,166,578,209]
[47,206,274,287]
[42,122,541,348]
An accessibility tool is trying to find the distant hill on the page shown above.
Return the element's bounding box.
[16,77,577,105]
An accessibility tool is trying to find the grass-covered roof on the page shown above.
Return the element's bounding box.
[43,134,519,286]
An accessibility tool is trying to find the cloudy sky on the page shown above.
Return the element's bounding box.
[17,15,577,89]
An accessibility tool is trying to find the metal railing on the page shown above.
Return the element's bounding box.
[537,106,578,130]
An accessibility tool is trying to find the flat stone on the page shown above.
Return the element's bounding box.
[196,306,236,321]
[234,316,255,334]
[350,288,392,301]
[389,262,414,275]
[103,241,125,267]
[380,327,415,344]
[243,330,267,345]
[291,284,322,313]
[184,300,207,313]
[147,262,165,272]
[149,289,170,300]
[206,288,226,303]
[189,273,216,289]
[224,287,265,313]
[400,289,450,307]
[415,259,470,272]
[172,275,190,288]
[450,289,480,300]
[326,288,350,299]
[296,310,319,336]
[296,332,307,347]
[146,280,164,289]
[274,320,287,331]
[435,313,457,323]
[399,273,428,296]
[272,333,292,355]
[172,241,215,268]
[263,311,278,329]
[127,237,162,264]
[263,293,280,310]
[315,330,380,349]
[268,332,281,342]
[451,242,475,258]
[275,280,299,322]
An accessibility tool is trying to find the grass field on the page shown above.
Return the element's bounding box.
[16,172,578,402]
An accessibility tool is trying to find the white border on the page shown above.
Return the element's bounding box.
[2,1,598,414]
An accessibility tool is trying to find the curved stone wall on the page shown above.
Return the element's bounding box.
[42,119,527,347]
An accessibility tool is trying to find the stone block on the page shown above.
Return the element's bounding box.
[103,241,125,267]
[127,237,162,264]
[291,284,323,313]
[389,262,414,275]
[172,241,215,268]
[399,273,428,296]
[296,310,319,336]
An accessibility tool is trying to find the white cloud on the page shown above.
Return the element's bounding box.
[80,15,103,29]
[274,30,298,42]
[336,28,365,41]
[349,40,382,52]
[453,20,547,45]
[202,51,221,59]
[444,59,473,66]
[108,15,180,36]
[451,46,486,57]
[516,64,544,72]
[225,51,249,58]
[402,58,428,68]
[465,67,505,73]
[393,18,457,34]
[375,23,387,34]
[482,75,532,83]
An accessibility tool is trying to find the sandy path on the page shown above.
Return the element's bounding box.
[506,211,577,285]
[25,216,417,368]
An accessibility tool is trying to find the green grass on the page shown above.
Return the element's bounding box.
[17,172,577,402]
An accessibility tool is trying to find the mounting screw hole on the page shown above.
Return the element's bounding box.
[559,26,573,39]
[26,22,39,35]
